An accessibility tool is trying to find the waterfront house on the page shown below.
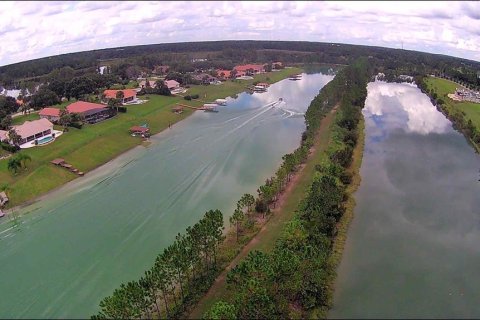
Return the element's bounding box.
[66,101,112,124]
[139,80,157,89]
[103,89,137,104]
[234,64,265,75]
[164,80,180,90]
[39,107,61,123]
[216,70,232,80]
[12,118,54,146]
[0,130,7,142]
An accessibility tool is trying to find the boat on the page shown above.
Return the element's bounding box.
[253,85,267,92]
[289,74,302,80]
[215,98,227,106]
[203,103,219,112]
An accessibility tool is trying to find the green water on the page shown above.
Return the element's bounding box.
[331,82,480,318]
[0,73,333,318]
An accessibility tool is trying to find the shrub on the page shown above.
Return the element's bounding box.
[184,95,192,100]
[69,122,83,129]
[1,143,19,153]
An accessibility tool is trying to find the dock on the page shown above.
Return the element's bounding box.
[50,158,84,176]
[176,103,219,112]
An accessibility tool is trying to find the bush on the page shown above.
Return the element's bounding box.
[117,106,127,113]
[191,94,199,99]
[184,95,192,100]
[1,143,19,153]
[69,122,83,129]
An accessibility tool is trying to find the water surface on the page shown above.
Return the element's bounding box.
[0,73,333,318]
[331,81,480,318]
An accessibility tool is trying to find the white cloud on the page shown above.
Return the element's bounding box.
[0,1,479,67]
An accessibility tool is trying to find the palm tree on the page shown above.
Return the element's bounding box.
[16,153,31,170]
[8,128,22,146]
[59,109,71,131]
[7,157,21,175]
[116,90,124,105]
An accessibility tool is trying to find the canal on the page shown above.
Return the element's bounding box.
[0,73,333,318]
[331,81,480,318]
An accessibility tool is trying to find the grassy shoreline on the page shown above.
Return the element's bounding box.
[424,76,480,153]
[0,68,301,209]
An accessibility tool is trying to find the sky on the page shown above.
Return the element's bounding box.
[0,1,479,67]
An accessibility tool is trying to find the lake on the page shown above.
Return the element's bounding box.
[0,73,333,318]
[331,81,480,318]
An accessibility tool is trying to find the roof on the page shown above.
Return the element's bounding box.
[164,80,179,89]
[103,89,137,99]
[139,80,157,88]
[67,101,107,114]
[0,130,7,141]
[39,107,61,117]
[13,118,53,139]
[130,126,150,133]
[234,64,265,72]
[50,158,65,165]
[217,70,232,78]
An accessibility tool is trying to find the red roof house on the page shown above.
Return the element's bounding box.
[103,89,137,104]
[234,64,265,75]
[66,101,111,124]
[217,70,232,79]
[39,108,61,123]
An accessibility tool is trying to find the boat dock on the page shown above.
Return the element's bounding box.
[51,158,84,176]
[176,103,219,112]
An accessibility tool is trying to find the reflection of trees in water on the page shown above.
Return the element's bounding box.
[303,64,339,75]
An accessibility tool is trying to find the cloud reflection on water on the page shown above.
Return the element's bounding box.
[364,81,451,135]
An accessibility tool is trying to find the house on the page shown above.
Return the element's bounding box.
[192,73,218,84]
[103,89,137,104]
[153,65,169,75]
[272,61,283,69]
[0,130,7,142]
[66,101,112,124]
[139,80,157,89]
[164,80,180,90]
[39,107,61,123]
[11,118,54,145]
[234,64,265,75]
[216,70,232,80]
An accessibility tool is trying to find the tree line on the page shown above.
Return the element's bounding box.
[92,209,224,319]
[203,57,371,319]
[2,40,479,90]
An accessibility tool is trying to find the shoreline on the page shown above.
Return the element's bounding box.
[1,107,195,218]
[1,69,303,217]
[322,114,366,318]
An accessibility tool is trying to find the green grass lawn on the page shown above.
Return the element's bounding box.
[0,68,301,207]
[425,77,480,127]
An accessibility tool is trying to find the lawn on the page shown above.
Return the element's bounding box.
[0,68,301,207]
[425,77,480,127]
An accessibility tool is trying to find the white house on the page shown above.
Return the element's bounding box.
[164,80,180,90]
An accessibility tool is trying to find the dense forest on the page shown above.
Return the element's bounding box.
[1,40,479,89]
